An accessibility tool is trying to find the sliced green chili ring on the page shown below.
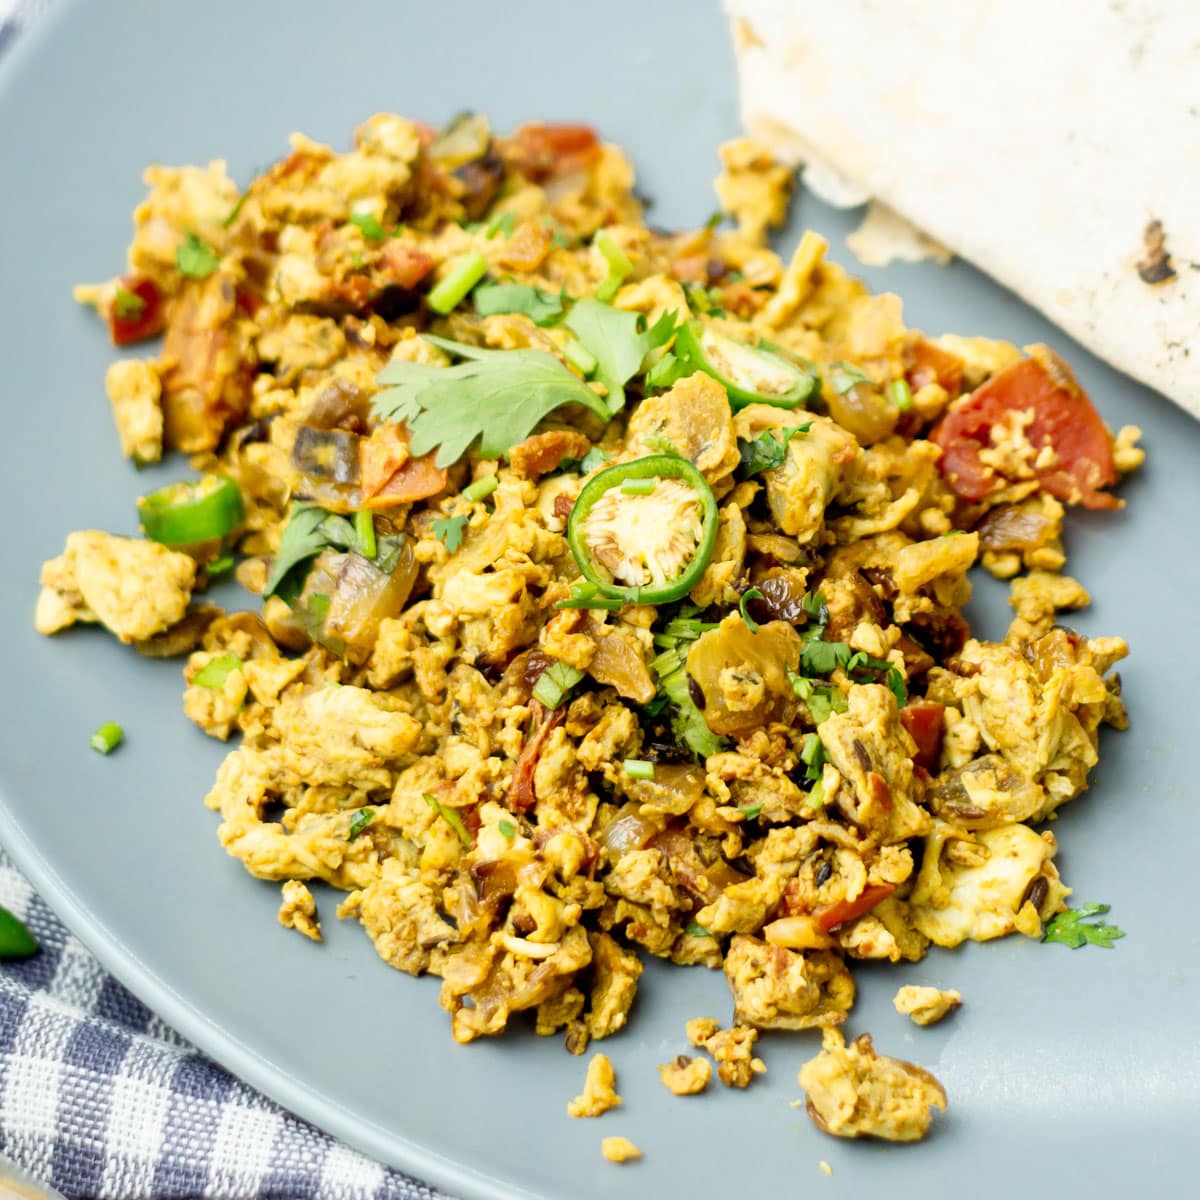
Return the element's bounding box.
[566,453,718,605]
[0,904,38,959]
[674,319,816,410]
[138,475,244,547]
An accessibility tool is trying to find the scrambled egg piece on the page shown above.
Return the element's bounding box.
[799,1028,947,1142]
[601,1136,642,1164]
[278,880,321,942]
[567,1052,622,1118]
[686,1017,766,1088]
[36,531,195,642]
[658,1053,712,1096]
[893,985,961,1026]
[106,359,164,463]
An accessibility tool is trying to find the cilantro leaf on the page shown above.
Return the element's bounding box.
[347,809,375,840]
[263,506,358,599]
[372,337,611,467]
[643,351,694,391]
[176,232,221,279]
[432,514,468,554]
[788,670,848,724]
[564,300,676,414]
[1043,903,1126,949]
[736,423,812,478]
[801,591,828,624]
[656,658,725,758]
[799,638,854,676]
[349,211,387,242]
[473,282,566,327]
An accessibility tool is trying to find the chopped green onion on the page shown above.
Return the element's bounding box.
[623,759,655,780]
[89,722,123,755]
[579,446,610,473]
[347,808,375,840]
[889,378,913,411]
[0,905,38,960]
[807,778,826,811]
[349,211,387,242]
[498,819,516,838]
[206,554,235,578]
[485,211,517,239]
[685,920,712,938]
[620,476,657,496]
[192,653,243,690]
[532,661,585,709]
[423,794,472,847]
[427,251,488,314]
[462,475,499,504]
[221,194,247,228]
[801,732,825,781]
[739,803,764,821]
[594,230,632,301]
[739,587,763,634]
[354,509,377,560]
[564,338,598,376]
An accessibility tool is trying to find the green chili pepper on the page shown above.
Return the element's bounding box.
[674,319,816,410]
[566,454,718,605]
[0,904,38,959]
[138,475,244,547]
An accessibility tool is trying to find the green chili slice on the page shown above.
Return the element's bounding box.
[674,319,816,410]
[566,454,718,605]
[138,475,244,547]
[0,904,38,959]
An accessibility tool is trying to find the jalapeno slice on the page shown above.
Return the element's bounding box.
[138,474,245,547]
[566,454,718,605]
[674,319,816,410]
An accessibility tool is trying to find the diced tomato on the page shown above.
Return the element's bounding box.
[360,424,447,508]
[813,882,897,933]
[510,122,601,178]
[907,337,964,397]
[108,275,166,345]
[234,284,263,317]
[376,243,435,290]
[899,701,945,771]
[930,353,1118,509]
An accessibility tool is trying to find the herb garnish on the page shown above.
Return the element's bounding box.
[1043,903,1125,949]
[347,809,375,840]
[432,514,468,554]
[736,423,812,478]
[176,232,221,279]
[373,337,610,467]
[349,211,387,242]
[113,287,146,320]
[473,282,566,327]
[564,300,676,415]
[423,794,472,847]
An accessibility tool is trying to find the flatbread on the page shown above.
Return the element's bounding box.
[726,0,1199,417]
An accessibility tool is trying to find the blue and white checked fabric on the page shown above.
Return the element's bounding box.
[0,851,444,1200]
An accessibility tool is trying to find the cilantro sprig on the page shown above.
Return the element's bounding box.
[372,337,610,468]
[264,504,403,599]
[564,300,676,415]
[1042,903,1126,949]
[432,514,469,554]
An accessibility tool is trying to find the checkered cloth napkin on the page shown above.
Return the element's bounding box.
[0,852,445,1200]
[0,6,443,1197]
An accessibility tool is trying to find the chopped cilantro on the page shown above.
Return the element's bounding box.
[263,505,359,599]
[801,732,825,781]
[498,819,516,839]
[684,920,712,938]
[373,337,610,468]
[800,591,828,624]
[347,809,375,840]
[176,232,221,279]
[432,514,468,554]
[736,423,812,478]
[799,638,854,676]
[1043,903,1125,949]
[643,351,693,392]
[473,282,566,327]
[564,299,676,415]
[739,803,764,821]
[579,446,611,474]
[788,670,848,724]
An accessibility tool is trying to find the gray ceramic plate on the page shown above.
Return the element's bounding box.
[1,2,1197,1197]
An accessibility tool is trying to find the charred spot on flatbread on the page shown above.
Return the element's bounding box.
[1136,219,1177,285]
